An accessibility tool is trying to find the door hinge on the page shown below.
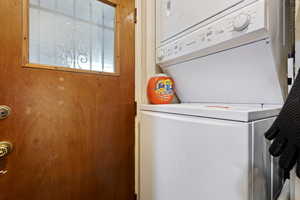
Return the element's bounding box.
[133,193,138,200]
[134,8,137,24]
[134,101,137,116]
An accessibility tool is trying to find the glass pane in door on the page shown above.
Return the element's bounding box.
[29,0,116,73]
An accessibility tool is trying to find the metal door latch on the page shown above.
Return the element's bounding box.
[0,142,13,159]
[0,170,7,175]
[0,106,11,120]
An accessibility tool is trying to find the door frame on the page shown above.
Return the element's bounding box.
[134,0,156,198]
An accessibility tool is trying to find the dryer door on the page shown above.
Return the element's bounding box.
[156,0,246,43]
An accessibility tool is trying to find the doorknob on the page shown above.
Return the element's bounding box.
[0,142,13,159]
[0,106,11,120]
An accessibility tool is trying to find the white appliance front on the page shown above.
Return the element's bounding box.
[162,40,285,104]
[156,0,257,44]
[140,108,281,200]
[156,0,288,104]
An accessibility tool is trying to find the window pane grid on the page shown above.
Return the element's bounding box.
[29,0,116,73]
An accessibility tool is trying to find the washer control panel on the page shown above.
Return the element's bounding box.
[157,1,266,65]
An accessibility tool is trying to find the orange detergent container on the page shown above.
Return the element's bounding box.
[147,74,175,104]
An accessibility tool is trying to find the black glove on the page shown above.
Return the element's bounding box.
[265,70,300,179]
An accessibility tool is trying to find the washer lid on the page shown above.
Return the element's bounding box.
[140,103,281,122]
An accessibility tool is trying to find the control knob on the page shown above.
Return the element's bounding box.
[233,13,251,31]
[158,49,165,61]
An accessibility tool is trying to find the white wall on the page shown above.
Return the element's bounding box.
[296,0,300,73]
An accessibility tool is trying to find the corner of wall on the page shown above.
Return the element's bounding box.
[135,0,157,198]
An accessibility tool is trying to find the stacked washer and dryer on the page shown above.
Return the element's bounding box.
[140,0,293,200]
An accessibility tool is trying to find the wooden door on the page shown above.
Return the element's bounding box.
[0,0,135,199]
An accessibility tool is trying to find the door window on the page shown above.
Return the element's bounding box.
[25,0,117,73]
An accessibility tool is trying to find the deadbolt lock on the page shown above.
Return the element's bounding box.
[0,106,11,120]
[0,142,13,159]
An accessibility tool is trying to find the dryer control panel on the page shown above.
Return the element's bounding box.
[157,1,267,66]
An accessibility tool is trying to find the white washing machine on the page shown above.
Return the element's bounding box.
[140,104,282,200]
[140,0,291,199]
